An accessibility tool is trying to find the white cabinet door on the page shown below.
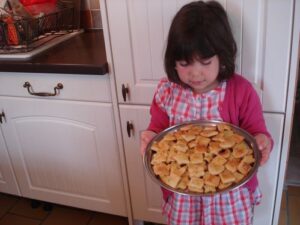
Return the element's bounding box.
[0,97,127,216]
[119,106,283,224]
[103,0,293,112]
[0,129,20,195]
[253,113,284,225]
[119,105,165,224]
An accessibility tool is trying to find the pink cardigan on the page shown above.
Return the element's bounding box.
[147,74,273,200]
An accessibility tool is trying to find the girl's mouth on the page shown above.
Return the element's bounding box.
[190,80,205,86]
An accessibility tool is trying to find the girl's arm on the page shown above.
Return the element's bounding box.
[147,98,170,133]
[140,98,170,154]
[238,84,273,165]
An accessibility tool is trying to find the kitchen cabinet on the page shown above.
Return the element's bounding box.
[104,0,294,113]
[253,113,284,225]
[119,105,164,224]
[0,72,127,217]
[272,2,300,223]
[119,106,284,225]
[101,0,297,224]
[0,128,20,196]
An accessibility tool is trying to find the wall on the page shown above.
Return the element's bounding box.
[80,0,102,29]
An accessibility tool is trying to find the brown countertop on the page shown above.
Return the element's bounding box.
[0,30,108,75]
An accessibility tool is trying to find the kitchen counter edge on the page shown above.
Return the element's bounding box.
[0,30,108,76]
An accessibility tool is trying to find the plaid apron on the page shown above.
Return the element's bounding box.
[154,78,262,225]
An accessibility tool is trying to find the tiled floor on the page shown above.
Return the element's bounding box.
[1,186,299,225]
[0,193,130,225]
[278,185,300,225]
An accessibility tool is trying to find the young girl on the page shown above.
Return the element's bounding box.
[140,1,273,225]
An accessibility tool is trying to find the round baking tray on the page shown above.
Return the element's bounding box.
[143,120,261,196]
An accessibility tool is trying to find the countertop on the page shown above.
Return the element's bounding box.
[0,30,108,75]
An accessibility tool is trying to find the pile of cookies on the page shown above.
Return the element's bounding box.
[149,123,256,194]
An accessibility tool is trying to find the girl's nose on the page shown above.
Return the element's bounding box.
[190,62,203,77]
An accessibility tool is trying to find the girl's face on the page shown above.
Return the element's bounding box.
[175,55,220,93]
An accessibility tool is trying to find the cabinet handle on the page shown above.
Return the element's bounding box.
[0,111,5,124]
[122,84,129,102]
[126,121,134,137]
[23,82,63,97]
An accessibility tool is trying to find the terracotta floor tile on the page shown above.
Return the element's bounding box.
[288,186,300,197]
[88,212,128,225]
[0,213,40,225]
[278,209,287,225]
[0,194,19,218]
[41,205,92,225]
[288,195,300,225]
[281,190,287,210]
[9,198,49,220]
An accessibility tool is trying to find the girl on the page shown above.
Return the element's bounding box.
[140,1,273,225]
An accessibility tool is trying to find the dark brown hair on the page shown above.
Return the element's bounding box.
[164,1,237,85]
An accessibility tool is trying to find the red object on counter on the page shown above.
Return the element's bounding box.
[3,17,19,45]
[20,0,56,6]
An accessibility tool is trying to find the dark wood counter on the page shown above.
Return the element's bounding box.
[0,30,108,75]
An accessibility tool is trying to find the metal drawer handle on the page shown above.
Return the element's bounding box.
[126,121,134,138]
[23,82,63,97]
[0,111,5,124]
[122,84,129,102]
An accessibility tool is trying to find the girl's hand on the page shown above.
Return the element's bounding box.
[140,130,157,155]
[254,133,272,166]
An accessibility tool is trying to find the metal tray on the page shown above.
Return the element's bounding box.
[143,120,261,196]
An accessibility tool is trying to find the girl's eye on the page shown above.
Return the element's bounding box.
[177,61,189,67]
[201,59,212,65]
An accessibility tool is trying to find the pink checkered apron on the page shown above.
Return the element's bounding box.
[154,78,262,225]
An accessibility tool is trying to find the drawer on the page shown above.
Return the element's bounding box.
[0,72,112,102]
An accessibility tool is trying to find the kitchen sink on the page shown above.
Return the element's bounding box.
[0,29,83,60]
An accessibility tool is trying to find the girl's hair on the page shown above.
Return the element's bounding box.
[164,1,237,85]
